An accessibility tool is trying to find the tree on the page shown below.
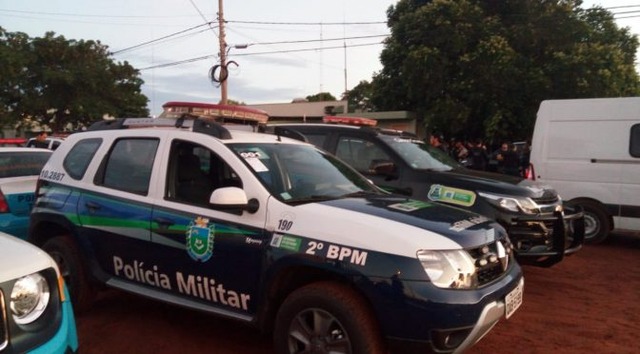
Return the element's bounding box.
[342,80,376,112]
[372,0,640,141]
[305,92,337,102]
[0,28,149,132]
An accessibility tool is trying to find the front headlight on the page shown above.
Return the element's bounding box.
[479,192,540,214]
[417,250,477,289]
[10,273,51,324]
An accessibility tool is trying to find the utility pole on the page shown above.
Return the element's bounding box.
[218,0,227,105]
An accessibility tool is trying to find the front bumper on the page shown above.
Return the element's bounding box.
[366,263,523,354]
[505,205,585,267]
[28,286,79,354]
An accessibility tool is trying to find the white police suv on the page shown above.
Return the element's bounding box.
[28,105,523,354]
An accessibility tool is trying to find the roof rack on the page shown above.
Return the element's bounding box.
[87,115,232,140]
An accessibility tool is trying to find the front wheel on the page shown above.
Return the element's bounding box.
[42,236,95,312]
[274,281,385,354]
[573,200,611,244]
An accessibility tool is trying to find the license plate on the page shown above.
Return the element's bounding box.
[505,278,524,319]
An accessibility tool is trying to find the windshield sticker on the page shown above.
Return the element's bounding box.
[280,192,292,200]
[186,217,215,262]
[388,200,432,212]
[271,233,302,252]
[428,184,476,207]
[239,149,270,172]
[450,216,490,232]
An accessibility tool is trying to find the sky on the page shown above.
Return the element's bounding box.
[0,0,639,116]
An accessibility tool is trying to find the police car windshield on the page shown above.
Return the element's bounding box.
[381,136,459,171]
[231,143,379,204]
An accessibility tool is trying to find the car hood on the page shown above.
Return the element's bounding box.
[429,167,558,199]
[288,195,507,251]
[0,232,58,282]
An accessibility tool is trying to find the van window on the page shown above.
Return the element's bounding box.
[631,124,640,157]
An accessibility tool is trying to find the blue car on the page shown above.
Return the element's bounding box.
[0,148,51,239]
[0,231,79,353]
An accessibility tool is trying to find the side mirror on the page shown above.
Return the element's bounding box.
[209,187,259,213]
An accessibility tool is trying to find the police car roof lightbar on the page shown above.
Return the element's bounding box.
[322,116,377,126]
[160,101,269,125]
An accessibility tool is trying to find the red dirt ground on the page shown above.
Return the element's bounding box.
[75,231,640,354]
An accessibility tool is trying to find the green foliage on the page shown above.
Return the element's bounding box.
[372,0,640,141]
[0,28,149,132]
[305,92,337,102]
[342,80,376,112]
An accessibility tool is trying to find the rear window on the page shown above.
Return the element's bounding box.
[0,151,51,178]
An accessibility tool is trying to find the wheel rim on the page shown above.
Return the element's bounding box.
[287,308,351,354]
[583,212,601,240]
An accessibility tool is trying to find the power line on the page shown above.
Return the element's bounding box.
[138,41,385,70]
[111,22,214,54]
[0,8,182,18]
[226,19,387,26]
[603,5,640,10]
[248,34,388,47]
[187,0,217,37]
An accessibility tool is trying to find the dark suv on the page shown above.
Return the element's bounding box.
[263,123,584,267]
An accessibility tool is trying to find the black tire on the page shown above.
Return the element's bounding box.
[274,281,385,354]
[42,236,95,312]
[574,200,611,244]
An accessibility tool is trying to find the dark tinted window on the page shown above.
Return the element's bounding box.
[336,136,391,173]
[0,151,51,178]
[303,133,327,148]
[64,138,102,180]
[630,124,640,158]
[166,140,242,206]
[101,138,159,195]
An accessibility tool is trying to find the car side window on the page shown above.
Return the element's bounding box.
[630,124,640,158]
[336,136,390,173]
[99,138,159,195]
[166,140,242,206]
[63,138,102,180]
[303,133,328,149]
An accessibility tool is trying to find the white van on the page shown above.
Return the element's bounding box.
[530,97,640,243]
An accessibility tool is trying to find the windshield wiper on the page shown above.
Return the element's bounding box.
[288,195,337,205]
[340,190,381,198]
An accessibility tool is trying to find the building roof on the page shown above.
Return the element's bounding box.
[248,100,348,118]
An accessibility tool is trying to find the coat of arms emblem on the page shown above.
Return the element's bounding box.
[187,216,215,262]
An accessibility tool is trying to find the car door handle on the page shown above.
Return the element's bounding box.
[154,217,175,228]
[85,201,101,212]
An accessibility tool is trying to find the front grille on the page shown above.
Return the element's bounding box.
[0,289,7,351]
[532,194,559,206]
[468,239,512,286]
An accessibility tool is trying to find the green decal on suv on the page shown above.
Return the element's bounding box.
[428,184,476,207]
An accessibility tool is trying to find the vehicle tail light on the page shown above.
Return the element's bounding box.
[525,164,535,180]
[0,189,9,213]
